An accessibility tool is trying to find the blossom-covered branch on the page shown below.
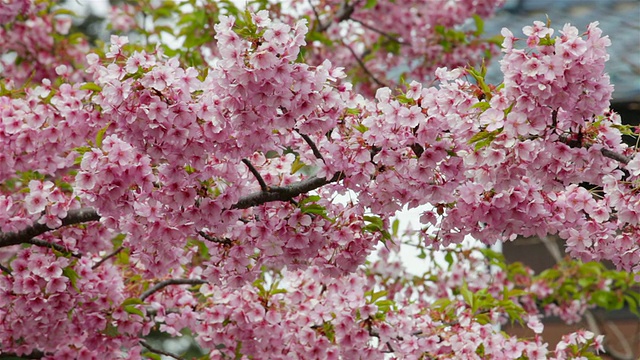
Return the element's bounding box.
[0,208,100,248]
[140,279,208,301]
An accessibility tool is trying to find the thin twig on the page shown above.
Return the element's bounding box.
[307,0,324,31]
[350,18,406,44]
[0,263,11,275]
[140,278,208,301]
[296,130,325,161]
[140,340,185,360]
[92,246,124,269]
[242,158,269,192]
[25,238,82,258]
[198,231,233,245]
[342,41,389,88]
[316,0,360,32]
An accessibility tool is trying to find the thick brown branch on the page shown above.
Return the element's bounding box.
[601,148,631,165]
[0,171,345,248]
[0,208,100,248]
[242,158,269,192]
[140,278,208,301]
[0,350,44,359]
[232,172,343,209]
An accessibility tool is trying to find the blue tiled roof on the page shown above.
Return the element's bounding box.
[485,0,640,103]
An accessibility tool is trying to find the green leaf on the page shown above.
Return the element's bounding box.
[95,124,109,148]
[363,215,384,228]
[300,203,327,215]
[353,123,368,133]
[391,219,399,237]
[471,101,490,111]
[367,290,387,303]
[431,298,452,310]
[299,195,321,206]
[623,293,639,316]
[538,36,556,46]
[290,157,305,174]
[154,25,175,36]
[79,82,102,92]
[472,14,484,37]
[112,233,126,248]
[364,0,377,8]
[62,266,80,290]
[592,290,619,309]
[375,299,394,312]
[468,130,500,150]
[460,283,474,310]
[142,353,162,360]
[122,298,144,306]
[444,251,454,268]
[124,304,145,318]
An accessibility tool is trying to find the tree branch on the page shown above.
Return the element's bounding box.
[92,246,124,269]
[296,130,325,161]
[140,278,208,301]
[342,41,389,88]
[0,263,11,275]
[140,340,185,360]
[316,0,361,32]
[307,0,324,31]
[601,148,631,165]
[24,238,82,257]
[0,171,345,248]
[231,172,343,209]
[0,350,44,359]
[350,18,406,44]
[242,158,268,192]
[198,230,232,245]
[0,208,100,248]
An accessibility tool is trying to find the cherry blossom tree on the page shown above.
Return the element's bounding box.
[0,0,638,359]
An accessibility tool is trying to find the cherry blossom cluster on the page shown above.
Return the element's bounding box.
[333,21,638,274]
[0,2,638,358]
[0,248,149,358]
[71,13,379,281]
[0,0,30,24]
[0,3,89,87]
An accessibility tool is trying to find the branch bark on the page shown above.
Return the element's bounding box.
[231,172,342,209]
[242,158,269,192]
[601,148,631,165]
[140,340,185,360]
[140,278,208,301]
[92,246,124,269]
[342,41,389,88]
[0,208,100,248]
